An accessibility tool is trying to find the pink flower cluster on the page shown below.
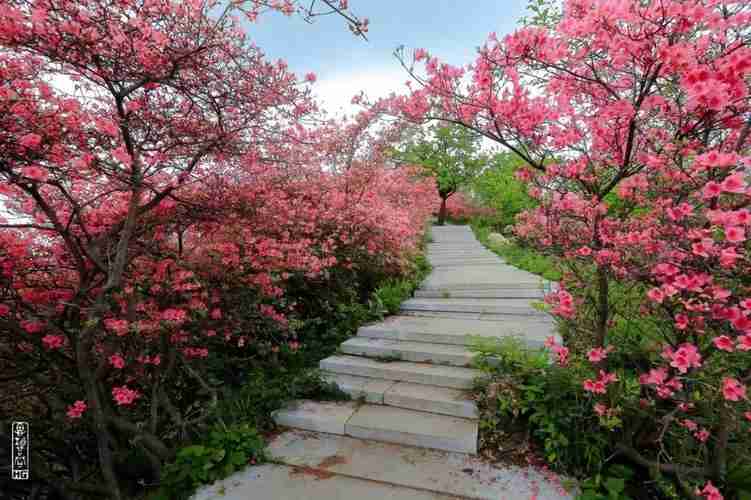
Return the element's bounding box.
[66,400,87,419]
[112,386,140,406]
[583,370,618,395]
[544,336,569,366]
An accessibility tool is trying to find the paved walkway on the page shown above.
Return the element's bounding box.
[194,225,571,499]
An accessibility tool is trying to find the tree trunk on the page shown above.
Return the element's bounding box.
[438,196,448,226]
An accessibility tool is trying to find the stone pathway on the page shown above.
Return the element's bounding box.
[194,225,572,499]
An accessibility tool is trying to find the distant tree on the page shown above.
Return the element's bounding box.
[392,124,485,225]
[472,152,537,230]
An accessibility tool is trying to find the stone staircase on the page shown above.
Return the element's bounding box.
[194,225,572,500]
[271,225,555,455]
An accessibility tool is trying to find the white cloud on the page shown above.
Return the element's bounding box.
[312,66,411,117]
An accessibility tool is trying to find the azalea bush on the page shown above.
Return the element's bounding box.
[394,0,751,496]
[0,0,434,498]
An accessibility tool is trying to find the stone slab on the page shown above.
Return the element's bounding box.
[267,430,576,500]
[340,337,474,366]
[401,298,546,316]
[423,268,544,289]
[272,400,359,435]
[322,373,396,404]
[358,315,555,348]
[192,463,457,500]
[345,404,478,454]
[384,381,477,419]
[320,355,481,389]
[415,288,545,299]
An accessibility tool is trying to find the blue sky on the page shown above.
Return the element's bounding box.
[243,1,530,115]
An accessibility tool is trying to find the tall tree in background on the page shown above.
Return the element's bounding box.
[393,124,485,225]
[472,152,537,230]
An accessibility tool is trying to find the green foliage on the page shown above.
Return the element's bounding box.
[372,253,431,316]
[213,369,349,432]
[392,124,486,225]
[155,423,265,500]
[472,152,537,229]
[393,124,485,197]
[578,464,635,500]
[520,0,563,28]
[471,337,613,477]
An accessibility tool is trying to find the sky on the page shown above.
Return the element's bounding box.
[242,1,531,116]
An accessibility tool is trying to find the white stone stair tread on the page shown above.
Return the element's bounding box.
[321,372,396,403]
[359,315,554,347]
[320,355,481,389]
[401,297,546,316]
[267,430,575,500]
[192,463,457,500]
[385,381,477,419]
[345,403,478,454]
[272,400,358,435]
[415,288,544,299]
[340,337,473,366]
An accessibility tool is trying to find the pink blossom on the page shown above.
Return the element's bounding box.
[183,347,209,358]
[640,368,668,386]
[669,343,702,373]
[304,72,316,83]
[720,173,746,194]
[712,335,735,352]
[725,226,746,243]
[681,419,698,431]
[696,481,723,500]
[66,400,87,419]
[104,318,129,336]
[646,288,664,303]
[21,166,48,181]
[694,429,710,442]
[42,334,65,349]
[19,133,42,149]
[160,308,187,324]
[722,378,746,401]
[702,181,722,199]
[112,386,140,406]
[593,403,608,416]
[587,346,613,363]
[738,335,751,351]
[0,304,10,316]
[109,354,125,369]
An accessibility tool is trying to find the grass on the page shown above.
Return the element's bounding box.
[470,220,562,281]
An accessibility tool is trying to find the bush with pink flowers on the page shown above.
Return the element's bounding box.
[393,0,751,496]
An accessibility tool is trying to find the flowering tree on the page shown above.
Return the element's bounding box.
[393,0,751,495]
[0,0,435,497]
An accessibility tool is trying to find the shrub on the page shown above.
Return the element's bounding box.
[154,423,265,500]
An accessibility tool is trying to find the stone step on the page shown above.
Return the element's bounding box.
[322,372,478,418]
[358,315,554,348]
[321,372,396,404]
[430,260,505,268]
[415,287,544,299]
[340,337,474,366]
[192,463,458,500]
[401,298,546,316]
[320,355,481,389]
[346,403,478,454]
[423,267,544,289]
[272,400,478,454]
[268,430,575,500]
